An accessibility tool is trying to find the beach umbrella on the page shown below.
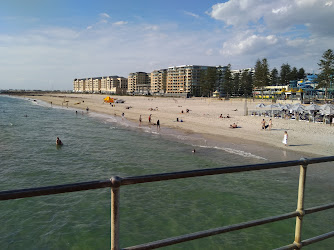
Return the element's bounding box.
[256,103,266,108]
[265,104,279,109]
[104,96,114,103]
[322,105,334,115]
[320,104,334,110]
[293,107,305,113]
[304,104,320,111]
[273,103,283,109]
[290,104,305,112]
[281,104,291,110]
[291,103,304,109]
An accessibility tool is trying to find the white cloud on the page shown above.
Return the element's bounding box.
[99,13,110,19]
[113,21,128,26]
[325,1,333,7]
[204,0,334,72]
[144,25,159,31]
[221,34,279,56]
[209,0,271,27]
[184,11,200,19]
[209,0,334,36]
[272,6,289,14]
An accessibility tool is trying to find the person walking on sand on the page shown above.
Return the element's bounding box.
[261,119,266,130]
[148,114,152,123]
[268,119,273,130]
[282,131,288,146]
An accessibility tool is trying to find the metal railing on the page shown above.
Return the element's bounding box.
[1,156,334,249]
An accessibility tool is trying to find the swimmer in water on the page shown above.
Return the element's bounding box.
[56,137,63,145]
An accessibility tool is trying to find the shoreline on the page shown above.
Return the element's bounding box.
[8,93,334,158]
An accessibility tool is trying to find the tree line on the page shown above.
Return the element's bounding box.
[198,49,334,98]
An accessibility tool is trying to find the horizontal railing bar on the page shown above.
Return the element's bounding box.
[120,156,334,186]
[304,202,334,215]
[301,231,334,246]
[274,243,297,250]
[0,180,112,201]
[123,211,299,250]
[1,156,334,201]
[301,156,334,164]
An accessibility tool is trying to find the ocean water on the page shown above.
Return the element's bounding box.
[0,95,333,249]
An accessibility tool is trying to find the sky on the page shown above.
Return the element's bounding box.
[0,0,334,90]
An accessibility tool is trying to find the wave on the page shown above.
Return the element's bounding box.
[193,144,267,160]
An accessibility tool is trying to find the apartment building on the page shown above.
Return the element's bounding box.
[85,78,94,93]
[166,65,215,96]
[73,76,128,94]
[73,78,87,92]
[127,72,151,94]
[150,69,167,94]
[100,76,124,94]
[103,76,128,95]
[231,68,255,76]
[73,65,238,96]
[73,79,80,92]
[93,77,102,93]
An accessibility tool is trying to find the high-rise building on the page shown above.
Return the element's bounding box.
[74,76,127,94]
[85,78,94,93]
[150,69,167,94]
[73,79,80,92]
[127,72,151,94]
[73,78,87,92]
[166,65,215,96]
[93,77,102,93]
[101,76,121,93]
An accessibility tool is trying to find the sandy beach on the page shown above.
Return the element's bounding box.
[23,93,334,157]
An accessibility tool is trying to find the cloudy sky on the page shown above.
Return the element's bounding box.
[1,0,333,90]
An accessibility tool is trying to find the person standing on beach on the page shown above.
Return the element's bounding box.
[282,131,288,146]
[157,119,160,130]
[149,114,151,123]
[261,119,266,130]
[139,115,142,125]
[268,119,272,130]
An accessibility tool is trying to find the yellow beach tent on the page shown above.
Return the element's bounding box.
[104,96,114,103]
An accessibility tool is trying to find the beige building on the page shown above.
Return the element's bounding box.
[73,78,87,92]
[102,76,128,95]
[74,76,127,94]
[84,78,93,93]
[73,65,230,96]
[150,69,167,94]
[101,76,119,93]
[73,79,80,92]
[93,77,102,93]
[127,72,151,94]
[166,65,213,96]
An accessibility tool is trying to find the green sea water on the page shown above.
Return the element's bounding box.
[0,95,333,249]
